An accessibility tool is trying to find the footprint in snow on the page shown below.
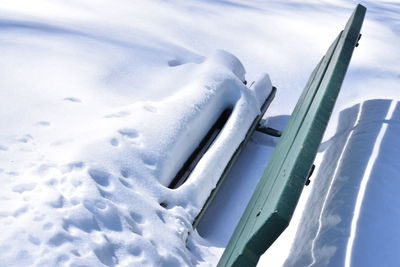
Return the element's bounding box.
[142,155,157,169]
[16,250,32,261]
[110,138,119,147]
[118,128,139,139]
[130,225,143,237]
[118,177,133,189]
[13,205,28,217]
[70,250,81,257]
[43,222,53,230]
[84,200,122,231]
[63,97,82,103]
[104,111,130,118]
[16,134,33,143]
[47,195,65,209]
[48,232,74,247]
[36,121,50,127]
[93,240,118,267]
[50,139,73,146]
[33,214,46,222]
[120,168,132,178]
[56,254,70,264]
[143,104,157,113]
[12,182,36,193]
[127,245,143,256]
[129,211,144,224]
[65,161,85,172]
[28,235,41,246]
[88,168,110,187]
[167,59,183,67]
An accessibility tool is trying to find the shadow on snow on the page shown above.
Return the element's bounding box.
[285,99,400,267]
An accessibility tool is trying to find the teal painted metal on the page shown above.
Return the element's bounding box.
[218,5,366,267]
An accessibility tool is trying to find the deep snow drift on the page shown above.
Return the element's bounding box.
[1,0,399,266]
[0,47,271,266]
[284,100,400,267]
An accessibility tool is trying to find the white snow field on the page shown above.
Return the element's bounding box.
[0,0,399,266]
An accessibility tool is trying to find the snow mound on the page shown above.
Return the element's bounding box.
[0,50,271,266]
[285,99,400,267]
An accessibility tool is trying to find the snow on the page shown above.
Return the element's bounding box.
[284,100,400,267]
[1,0,400,266]
[195,131,276,260]
[0,44,271,265]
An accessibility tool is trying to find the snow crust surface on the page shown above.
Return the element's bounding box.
[1,0,400,267]
[0,10,271,264]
